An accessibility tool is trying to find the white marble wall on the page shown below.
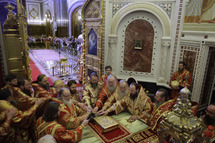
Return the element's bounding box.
[181,30,215,105]
[103,0,187,88]
[26,1,43,25]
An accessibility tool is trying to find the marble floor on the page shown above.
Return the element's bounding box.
[29,47,80,86]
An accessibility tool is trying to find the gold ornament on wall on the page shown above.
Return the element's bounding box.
[29,8,39,19]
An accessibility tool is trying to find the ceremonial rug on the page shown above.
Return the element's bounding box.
[88,122,130,143]
[30,57,54,85]
[123,127,158,143]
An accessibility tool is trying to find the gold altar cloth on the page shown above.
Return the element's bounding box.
[79,112,154,143]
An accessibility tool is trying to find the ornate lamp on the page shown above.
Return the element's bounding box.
[3,3,18,30]
[158,87,202,143]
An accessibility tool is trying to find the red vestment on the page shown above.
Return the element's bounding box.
[32,83,54,98]
[0,100,39,143]
[95,84,116,109]
[99,74,108,86]
[32,83,53,118]
[52,98,86,129]
[82,82,102,108]
[36,117,85,143]
[71,91,81,102]
[108,87,152,123]
[101,87,129,111]
[49,87,58,98]
[170,69,192,99]
[11,87,35,111]
[0,116,11,137]
[148,99,175,131]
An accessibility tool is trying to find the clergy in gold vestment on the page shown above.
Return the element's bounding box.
[4,79,36,111]
[11,87,35,111]
[0,108,17,138]
[52,88,88,129]
[13,79,36,110]
[32,74,53,118]
[17,79,34,97]
[49,80,64,98]
[36,102,89,143]
[98,80,129,114]
[67,80,81,102]
[82,72,102,109]
[0,88,44,143]
[148,89,175,131]
[170,62,192,99]
[93,75,117,113]
[104,83,152,123]
[32,74,55,98]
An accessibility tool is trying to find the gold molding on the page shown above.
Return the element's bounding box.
[110,3,170,36]
[183,23,215,31]
[4,34,19,37]
[17,0,32,81]
[29,8,39,19]
[8,58,23,61]
[82,0,105,84]
[10,68,25,72]
[4,29,19,31]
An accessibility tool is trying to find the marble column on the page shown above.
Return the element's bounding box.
[157,38,171,85]
[108,35,117,67]
[192,44,209,103]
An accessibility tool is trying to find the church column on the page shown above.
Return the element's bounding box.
[192,44,209,103]
[107,35,117,68]
[157,37,171,85]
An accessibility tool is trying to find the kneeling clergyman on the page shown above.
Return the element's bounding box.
[36,102,89,143]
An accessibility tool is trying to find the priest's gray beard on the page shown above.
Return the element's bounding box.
[107,84,116,93]
[62,98,73,106]
[118,89,128,100]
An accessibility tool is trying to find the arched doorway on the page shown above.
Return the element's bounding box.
[71,7,82,38]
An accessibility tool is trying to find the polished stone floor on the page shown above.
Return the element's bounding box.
[29,47,80,85]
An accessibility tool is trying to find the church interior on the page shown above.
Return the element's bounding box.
[0,0,215,142]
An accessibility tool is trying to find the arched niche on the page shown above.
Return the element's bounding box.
[108,2,171,84]
[71,6,82,38]
[124,19,154,73]
[110,2,170,36]
[68,0,85,37]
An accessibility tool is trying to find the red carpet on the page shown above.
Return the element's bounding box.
[30,58,53,86]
